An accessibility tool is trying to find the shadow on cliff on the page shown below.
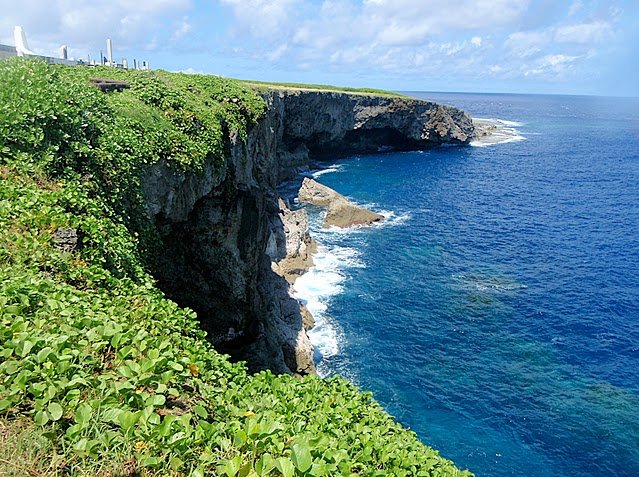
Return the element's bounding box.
[150,179,313,375]
[292,127,424,159]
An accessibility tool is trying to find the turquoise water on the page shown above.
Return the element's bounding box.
[290,93,639,477]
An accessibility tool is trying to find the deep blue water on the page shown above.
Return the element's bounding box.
[291,93,639,477]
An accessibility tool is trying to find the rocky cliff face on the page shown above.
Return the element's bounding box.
[140,90,475,374]
[274,90,474,178]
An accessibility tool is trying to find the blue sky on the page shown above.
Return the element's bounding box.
[1,0,637,96]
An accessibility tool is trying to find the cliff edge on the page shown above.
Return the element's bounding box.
[143,88,475,375]
[270,89,475,179]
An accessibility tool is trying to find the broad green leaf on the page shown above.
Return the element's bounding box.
[145,394,165,407]
[255,454,275,475]
[218,455,242,477]
[2,361,19,374]
[118,410,139,430]
[169,361,184,372]
[169,431,187,445]
[5,305,21,315]
[169,455,184,471]
[36,346,53,363]
[100,407,123,424]
[292,443,313,473]
[74,403,92,426]
[147,412,160,426]
[47,402,63,421]
[238,461,253,477]
[156,415,176,438]
[275,457,295,477]
[73,438,88,454]
[16,339,34,357]
[190,467,205,477]
[233,429,247,447]
[194,405,208,419]
[34,410,49,426]
[140,456,161,467]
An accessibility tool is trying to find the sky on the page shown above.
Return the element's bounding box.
[0,0,637,96]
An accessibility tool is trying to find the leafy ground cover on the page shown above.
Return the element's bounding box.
[0,58,471,476]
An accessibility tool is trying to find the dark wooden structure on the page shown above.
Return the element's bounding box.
[89,78,131,93]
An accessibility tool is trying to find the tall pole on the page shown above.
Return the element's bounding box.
[106,39,113,65]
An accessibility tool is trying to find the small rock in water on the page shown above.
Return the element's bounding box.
[298,177,384,228]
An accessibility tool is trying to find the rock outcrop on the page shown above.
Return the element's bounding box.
[140,89,475,375]
[272,90,475,180]
[298,177,384,228]
[268,198,317,283]
[470,118,498,139]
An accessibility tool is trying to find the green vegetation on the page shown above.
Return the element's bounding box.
[0,58,471,476]
[238,79,406,98]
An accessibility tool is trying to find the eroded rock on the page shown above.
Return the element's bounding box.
[269,198,317,283]
[298,177,384,228]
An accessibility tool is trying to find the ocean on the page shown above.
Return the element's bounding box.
[284,92,639,477]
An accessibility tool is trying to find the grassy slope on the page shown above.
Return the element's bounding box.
[237,79,407,98]
[0,58,471,477]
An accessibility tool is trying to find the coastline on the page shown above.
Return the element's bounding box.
[284,117,516,374]
[5,56,635,477]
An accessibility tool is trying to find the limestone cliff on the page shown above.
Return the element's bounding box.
[140,89,475,374]
[273,90,474,178]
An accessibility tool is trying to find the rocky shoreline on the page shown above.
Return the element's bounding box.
[141,89,478,375]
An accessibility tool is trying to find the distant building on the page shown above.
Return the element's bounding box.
[14,26,35,56]
[0,26,150,70]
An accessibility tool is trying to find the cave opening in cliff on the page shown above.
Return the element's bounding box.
[310,127,423,157]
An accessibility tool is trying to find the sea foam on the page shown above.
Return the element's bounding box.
[471,117,527,147]
[311,164,344,178]
[293,244,364,374]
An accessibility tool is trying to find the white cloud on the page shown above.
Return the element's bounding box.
[219,0,530,53]
[219,0,298,40]
[568,0,583,17]
[524,53,580,78]
[266,43,289,61]
[214,0,629,88]
[180,67,206,74]
[0,0,191,56]
[439,41,467,56]
[362,0,530,36]
[353,0,530,47]
[216,1,615,93]
[218,0,531,74]
[554,21,612,44]
[504,29,551,58]
[172,16,192,41]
